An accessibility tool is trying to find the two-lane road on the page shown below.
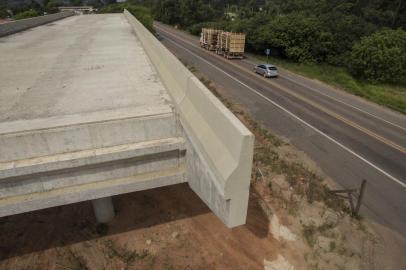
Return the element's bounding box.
[154,22,406,236]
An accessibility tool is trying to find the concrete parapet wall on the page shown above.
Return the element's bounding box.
[124,10,254,227]
[0,12,74,37]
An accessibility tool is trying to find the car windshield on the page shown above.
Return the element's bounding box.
[267,67,277,70]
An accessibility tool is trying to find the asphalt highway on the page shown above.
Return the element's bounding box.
[154,22,406,236]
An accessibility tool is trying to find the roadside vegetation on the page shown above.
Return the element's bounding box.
[1,2,39,19]
[0,0,103,20]
[12,9,39,20]
[253,53,406,113]
[0,0,108,20]
[0,0,154,32]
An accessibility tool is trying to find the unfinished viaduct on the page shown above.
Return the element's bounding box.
[0,11,254,227]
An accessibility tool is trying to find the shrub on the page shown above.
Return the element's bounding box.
[97,4,124,14]
[126,5,153,32]
[348,29,406,83]
[13,9,39,20]
[237,13,334,63]
[0,6,9,19]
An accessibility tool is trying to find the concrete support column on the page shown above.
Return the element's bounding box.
[91,197,115,223]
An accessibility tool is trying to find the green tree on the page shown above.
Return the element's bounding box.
[153,0,220,27]
[0,5,10,19]
[126,4,153,31]
[153,0,182,25]
[71,0,82,6]
[348,29,406,83]
[13,9,39,20]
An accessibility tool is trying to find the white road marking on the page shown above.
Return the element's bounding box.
[156,23,406,132]
[242,59,406,132]
[160,31,406,189]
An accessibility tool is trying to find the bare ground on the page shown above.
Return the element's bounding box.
[0,183,282,270]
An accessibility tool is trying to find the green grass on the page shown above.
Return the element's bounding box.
[251,54,406,114]
[302,223,317,248]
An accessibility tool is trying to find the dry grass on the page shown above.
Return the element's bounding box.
[198,75,349,215]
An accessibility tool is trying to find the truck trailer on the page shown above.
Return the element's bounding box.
[200,28,246,59]
[216,31,246,59]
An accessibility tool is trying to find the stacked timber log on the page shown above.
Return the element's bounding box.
[200,28,246,59]
[217,31,246,59]
[200,28,221,51]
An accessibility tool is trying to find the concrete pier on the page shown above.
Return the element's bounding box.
[92,197,115,223]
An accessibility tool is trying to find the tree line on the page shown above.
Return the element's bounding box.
[2,0,404,83]
[0,0,108,19]
[145,0,406,84]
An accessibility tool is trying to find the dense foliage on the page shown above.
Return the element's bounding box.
[0,0,106,18]
[146,0,406,83]
[349,29,406,83]
[0,0,153,31]
[0,0,42,19]
[153,0,221,27]
[0,5,9,18]
[2,0,405,83]
[13,9,39,20]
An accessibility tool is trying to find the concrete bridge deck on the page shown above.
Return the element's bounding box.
[0,14,171,127]
[0,13,253,227]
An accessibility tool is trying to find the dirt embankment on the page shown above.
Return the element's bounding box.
[0,183,282,270]
[0,73,405,270]
[200,74,406,270]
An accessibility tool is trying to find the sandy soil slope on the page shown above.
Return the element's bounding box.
[0,183,281,270]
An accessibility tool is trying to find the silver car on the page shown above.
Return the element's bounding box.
[254,64,278,78]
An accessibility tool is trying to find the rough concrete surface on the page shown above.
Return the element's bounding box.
[0,14,172,125]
